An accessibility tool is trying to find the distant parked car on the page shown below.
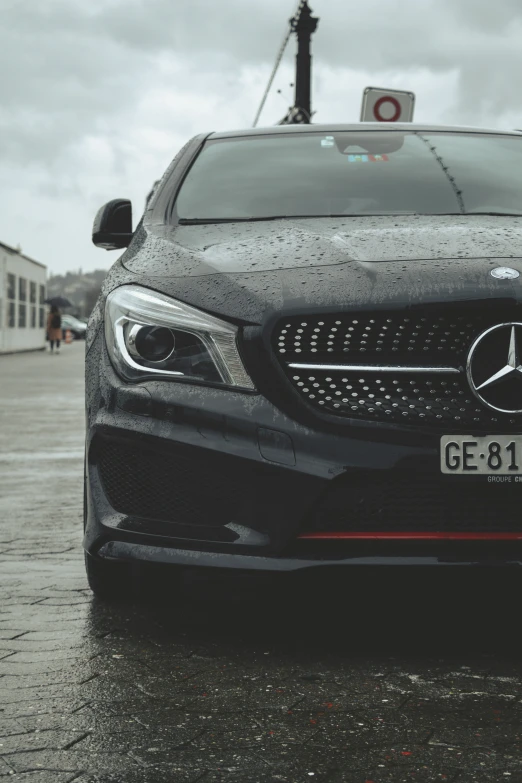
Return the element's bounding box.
[61,315,87,340]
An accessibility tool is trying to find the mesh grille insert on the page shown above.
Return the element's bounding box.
[288,369,518,428]
[274,312,492,362]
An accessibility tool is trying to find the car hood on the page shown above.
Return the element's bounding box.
[120,215,522,324]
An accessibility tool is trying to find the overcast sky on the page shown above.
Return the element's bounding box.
[1,0,521,275]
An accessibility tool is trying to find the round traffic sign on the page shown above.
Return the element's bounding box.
[373,96,401,122]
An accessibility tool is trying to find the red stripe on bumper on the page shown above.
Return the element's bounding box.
[298,532,522,541]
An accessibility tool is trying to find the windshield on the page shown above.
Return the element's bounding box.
[174,131,522,221]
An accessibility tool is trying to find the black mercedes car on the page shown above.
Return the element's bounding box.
[85,123,522,597]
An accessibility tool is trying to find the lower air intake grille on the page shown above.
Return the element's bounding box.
[95,436,250,527]
[304,467,522,534]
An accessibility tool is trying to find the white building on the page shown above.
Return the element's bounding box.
[0,241,47,354]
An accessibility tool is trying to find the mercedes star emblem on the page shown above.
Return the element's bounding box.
[490,267,520,280]
[467,323,522,413]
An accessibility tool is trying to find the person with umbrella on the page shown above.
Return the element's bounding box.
[44,297,72,354]
[44,296,72,309]
[46,305,62,354]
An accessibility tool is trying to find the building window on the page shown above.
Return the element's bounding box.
[39,284,45,304]
[7,273,16,300]
[30,281,37,327]
[39,307,44,328]
[18,303,26,328]
[19,277,27,302]
[7,273,16,328]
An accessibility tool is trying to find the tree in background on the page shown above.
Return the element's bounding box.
[47,269,107,318]
[84,283,103,318]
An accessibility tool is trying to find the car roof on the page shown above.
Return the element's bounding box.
[209,123,522,140]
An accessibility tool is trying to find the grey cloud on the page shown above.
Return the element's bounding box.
[3,0,522,145]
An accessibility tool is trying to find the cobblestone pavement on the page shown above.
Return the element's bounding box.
[1,345,522,783]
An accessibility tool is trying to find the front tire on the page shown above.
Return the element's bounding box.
[84,552,133,599]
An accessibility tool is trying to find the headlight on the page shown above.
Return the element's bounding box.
[104,285,255,389]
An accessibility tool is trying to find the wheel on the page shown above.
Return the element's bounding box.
[84,552,133,599]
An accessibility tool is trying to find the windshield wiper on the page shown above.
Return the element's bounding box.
[178,211,522,225]
[178,213,419,224]
[178,216,289,225]
[178,215,354,224]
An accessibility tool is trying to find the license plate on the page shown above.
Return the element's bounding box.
[441,435,522,476]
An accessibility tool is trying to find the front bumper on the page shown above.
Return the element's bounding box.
[84,332,522,570]
[97,539,522,569]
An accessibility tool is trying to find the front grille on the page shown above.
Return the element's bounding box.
[272,307,522,430]
[304,466,522,534]
[95,436,250,528]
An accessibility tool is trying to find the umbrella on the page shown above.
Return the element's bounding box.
[44,296,73,308]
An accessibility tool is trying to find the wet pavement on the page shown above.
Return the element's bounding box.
[1,344,522,783]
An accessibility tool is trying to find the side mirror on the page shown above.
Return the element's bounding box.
[92,199,133,250]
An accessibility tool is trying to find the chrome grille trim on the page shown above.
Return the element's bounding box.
[289,363,461,374]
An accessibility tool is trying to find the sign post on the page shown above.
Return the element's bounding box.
[361,87,415,123]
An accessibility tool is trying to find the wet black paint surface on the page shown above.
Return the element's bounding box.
[125,215,522,276]
[100,214,522,327]
[1,346,522,782]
